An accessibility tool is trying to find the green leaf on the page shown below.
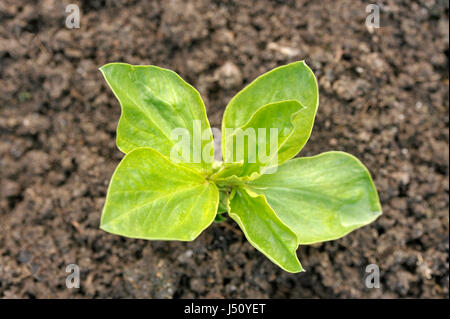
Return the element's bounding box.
[223,99,317,177]
[247,151,382,245]
[101,148,219,241]
[228,187,303,273]
[222,61,318,163]
[210,162,245,182]
[100,63,214,174]
[217,189,230,214]
[210,162,249,189]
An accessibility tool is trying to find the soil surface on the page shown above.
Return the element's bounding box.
[0,0,448,298]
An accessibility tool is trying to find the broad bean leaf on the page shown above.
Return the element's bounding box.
[210,162,246,185]
[101,148,219,241]
[100,63,214,174]
[223,99,315,177]
[247,151,382,244]
[216,189,230,214]
[222,61,318,167]
[228,187,303,273]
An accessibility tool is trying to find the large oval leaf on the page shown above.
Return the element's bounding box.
[101,148,219,241]
[228,187,303,273]
[247,151,382,244]
[222,61,318,162]
[100,63,214,174]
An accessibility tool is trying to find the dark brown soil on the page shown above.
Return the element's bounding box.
[0,0,448,298]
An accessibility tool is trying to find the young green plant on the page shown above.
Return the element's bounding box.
[99,61,382,273]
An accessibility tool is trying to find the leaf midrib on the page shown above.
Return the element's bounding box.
[249,185,346,205]
[114,74,174,144]
[104,183,208,226]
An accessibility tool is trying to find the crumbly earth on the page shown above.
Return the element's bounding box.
[0,0,448,298]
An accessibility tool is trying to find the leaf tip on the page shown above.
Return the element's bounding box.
[98,63,112,73]
[283,259,305,274]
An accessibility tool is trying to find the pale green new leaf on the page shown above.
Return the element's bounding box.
[222,61,318,164]
[223,99,317,177]
[228,187,303,273]
[247,151,382,245]
[210,161,246,185]
[100,63,214,174]
[101,148,219,241]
